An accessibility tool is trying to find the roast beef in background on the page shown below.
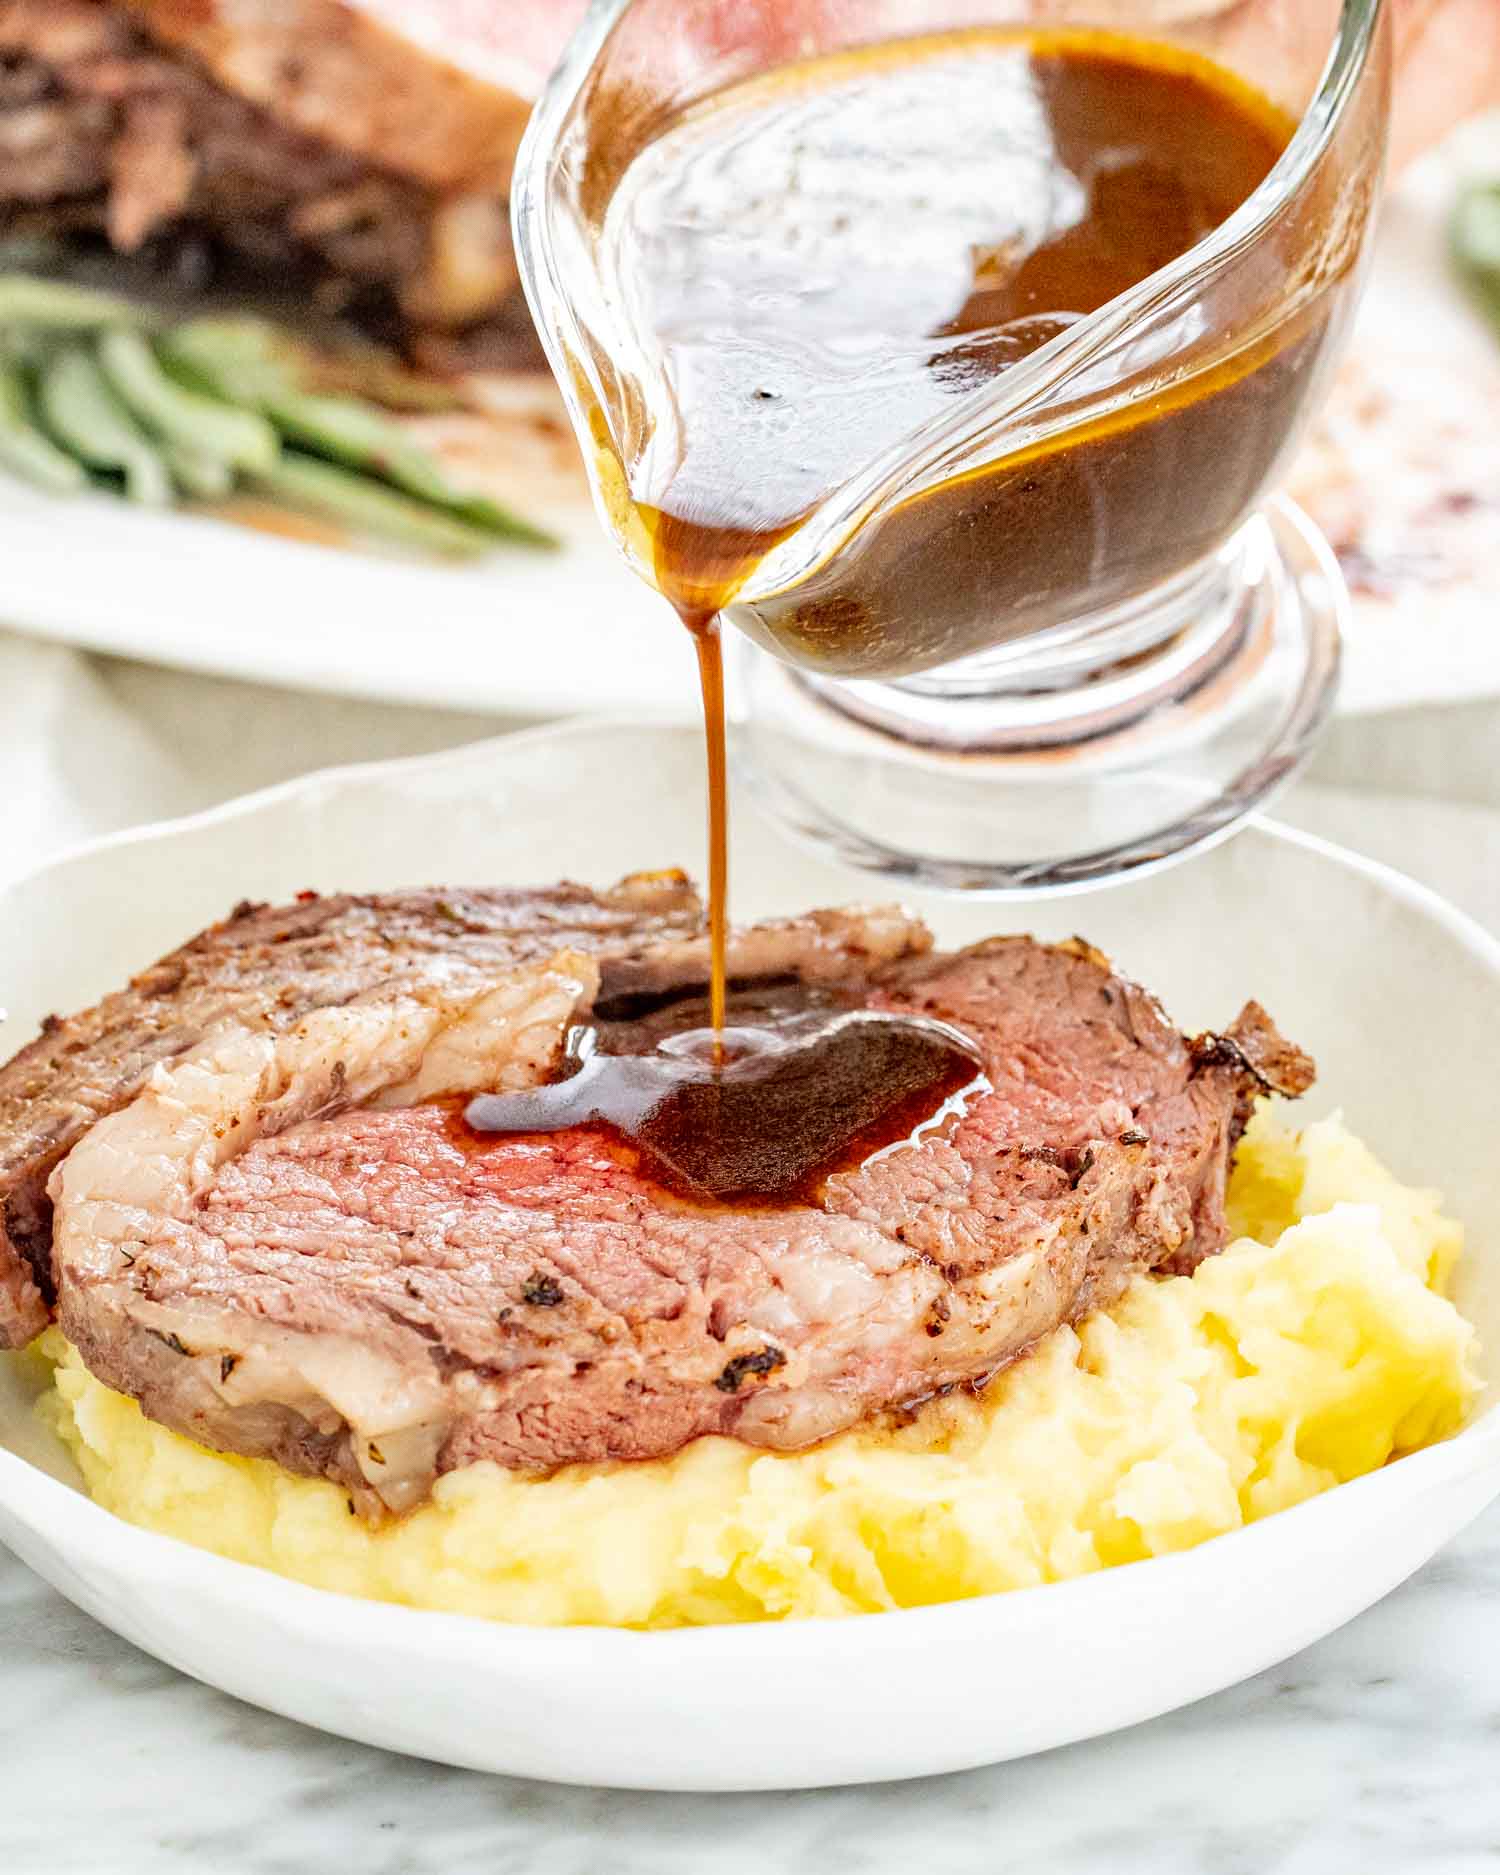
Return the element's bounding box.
[10,880,1311,1513]
[0,0,588,335]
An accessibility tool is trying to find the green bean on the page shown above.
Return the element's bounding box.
[158,313,461,410]
[1453,180,1500,339]
[262,389,448,496]
[169,320,556,544]
[264,391,556,546]
[423,483,559,548]
[156,316,295,405]
[264,387,420,470]
[0,357,87,494]
[164,441,235,501]
[0,272,155,331]
[163,320,550,537]
[4,301,554,551]
[250,452,500,557]
[98,327,278,473]
[37,344,172,505]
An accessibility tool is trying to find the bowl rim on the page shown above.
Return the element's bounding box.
[1,713,1496,1663]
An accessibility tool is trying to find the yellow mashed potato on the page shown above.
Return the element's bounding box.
[36,1109,1481,1627]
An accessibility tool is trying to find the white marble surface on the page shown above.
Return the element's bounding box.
[4,631,1500,1865]
[5,1518,1500,1872]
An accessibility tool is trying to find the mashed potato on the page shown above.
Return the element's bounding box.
[37,1110,1480,1627]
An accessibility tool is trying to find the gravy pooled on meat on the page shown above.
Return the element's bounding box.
[465,984,985,1205]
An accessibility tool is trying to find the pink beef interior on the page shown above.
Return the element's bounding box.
[77,936,1312,1503]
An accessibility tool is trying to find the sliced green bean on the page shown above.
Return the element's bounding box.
[164,440,235,501]
[164,318,552,542]
[264,387,416,469]
[423,483,559,548]
[37,344,172,505]
[0,358,87,494]
[156,316,296,406]
[0,272,155,331]
[264,391,556,546]
[250,452,499,557]
[161,314,556,542]
[1453,180,1500,339]
[263,389,451,497]
[98,327,278,473]
[3,301,555,550]
[158,313,460,412]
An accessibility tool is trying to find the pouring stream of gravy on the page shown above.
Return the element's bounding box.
[475,27,1294,1202]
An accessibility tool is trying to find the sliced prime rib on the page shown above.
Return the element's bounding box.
[0,873,926,1348]
[37,900,1313,1513]
[0,0,578,329]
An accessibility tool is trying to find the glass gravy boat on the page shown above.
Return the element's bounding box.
[514,0,1391,893]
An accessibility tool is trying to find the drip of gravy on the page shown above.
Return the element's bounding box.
[685,611,729,1039]
[464,985,986,1207]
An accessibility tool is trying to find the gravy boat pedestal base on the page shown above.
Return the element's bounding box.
[731,496,1343,897]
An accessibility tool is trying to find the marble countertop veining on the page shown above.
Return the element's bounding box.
[5,1511,1500,1874]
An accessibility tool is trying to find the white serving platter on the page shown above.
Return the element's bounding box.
[0,717,1497,1790]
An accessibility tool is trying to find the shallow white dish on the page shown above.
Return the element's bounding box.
[1,717,1498,1792]
[0,121,1496,722]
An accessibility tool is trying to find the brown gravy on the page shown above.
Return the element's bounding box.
[606,28,1298,668]
[464,984,985,1205]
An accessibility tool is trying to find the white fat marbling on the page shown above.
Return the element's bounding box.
[5,1510,1500,1873]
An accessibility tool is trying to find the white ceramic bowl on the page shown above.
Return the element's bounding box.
[1,719,1497,1792]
